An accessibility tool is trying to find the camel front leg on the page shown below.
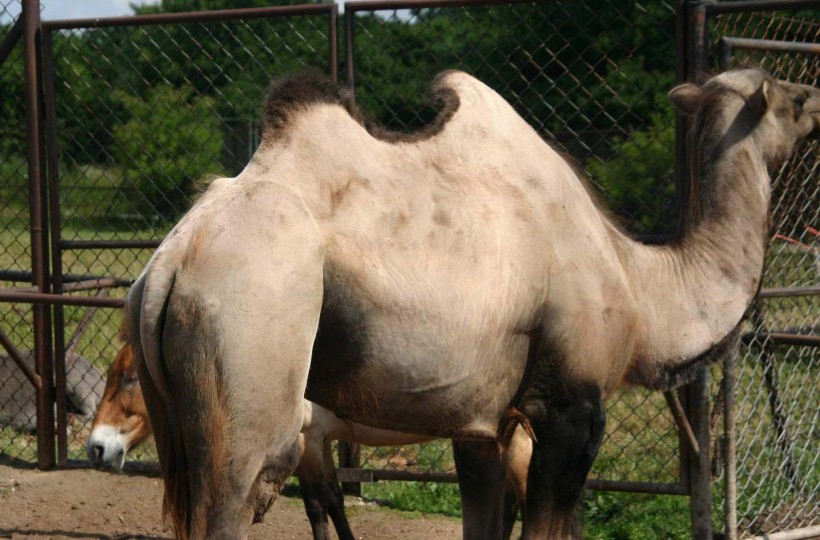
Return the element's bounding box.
[520,379,605,539]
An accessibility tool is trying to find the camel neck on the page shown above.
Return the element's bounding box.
[616,140,770,387]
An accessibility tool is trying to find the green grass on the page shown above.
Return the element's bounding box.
[363,481,463,518]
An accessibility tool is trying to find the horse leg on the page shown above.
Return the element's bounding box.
[453,440,509,540]
[296,436,355,540]
[321,440,356,540]
[519,378,605,539]
[295,436,333,540]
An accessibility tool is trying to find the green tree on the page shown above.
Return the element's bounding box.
[112,84,224,221]
[587,113,675,234]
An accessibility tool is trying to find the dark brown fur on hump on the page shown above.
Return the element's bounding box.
[263,69,461,143]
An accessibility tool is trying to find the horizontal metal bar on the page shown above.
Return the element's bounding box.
[0,326,42,390]
[584,478,688,495]
[345,0,547,14]
[706,0,820,15]
[8,277,133,294]
[742,332,820,347]
[0,269,111,284]
[66,458,687,497]
[43,3,335,30]
[758,286,820,298]
[721,36,820,55]
[337,468,459,483]
[0,291,124,308]
[60,239,161,250]
[0,17,24,67]
[336,468,686,494]
[749,525,820,540]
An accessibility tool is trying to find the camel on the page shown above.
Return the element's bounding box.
[87,336,530,540]
[125,68,819,539]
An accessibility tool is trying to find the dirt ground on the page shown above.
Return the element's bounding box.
[0,463,462,539]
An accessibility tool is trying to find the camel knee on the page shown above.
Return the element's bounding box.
[520,381,605,539]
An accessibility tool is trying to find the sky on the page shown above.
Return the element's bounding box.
[0,0,157,22]
[41,0,158,20]
[6,1,361,21]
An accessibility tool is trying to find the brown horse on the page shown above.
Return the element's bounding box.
[88,337,530,540]
[127,69,819,538]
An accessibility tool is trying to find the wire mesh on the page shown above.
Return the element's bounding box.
[0,0,38,463]
[42,9,334,462]
[711,8,820,537]
[347,0,683,487]
[349,0,679,237]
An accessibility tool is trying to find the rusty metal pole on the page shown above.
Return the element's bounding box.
[344,7,356,95]
[723,344,738,540]
[23,0,56,469]
[328,5,338,84]
[338,441,362,497]
[686,4,713,539]
[688,367,713,540]
[42,26,69,466]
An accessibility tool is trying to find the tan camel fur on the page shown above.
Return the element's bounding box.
[126,68,819,539]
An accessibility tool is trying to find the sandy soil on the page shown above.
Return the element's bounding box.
[0,463,462,539]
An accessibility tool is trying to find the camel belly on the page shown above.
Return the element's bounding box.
[305,283,531,439]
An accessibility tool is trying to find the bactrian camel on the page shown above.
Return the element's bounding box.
[125,68,819,539]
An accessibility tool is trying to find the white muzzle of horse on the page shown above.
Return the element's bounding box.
[86,424,127,471]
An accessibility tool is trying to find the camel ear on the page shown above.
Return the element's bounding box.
[747,79,772,117]
[668,83,705,114]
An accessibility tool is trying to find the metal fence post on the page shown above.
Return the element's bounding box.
[723,343,738,540]
[339,441,362,497]
[23,0,56,469]
[688,367,713,540]
[685,3,713,539]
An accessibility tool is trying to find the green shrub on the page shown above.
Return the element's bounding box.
[588,114,676,235]
[112,85,224,221]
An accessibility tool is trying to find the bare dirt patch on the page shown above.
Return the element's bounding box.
[0,463,461,539]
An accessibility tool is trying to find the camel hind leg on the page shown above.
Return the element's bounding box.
[157,266,322,538]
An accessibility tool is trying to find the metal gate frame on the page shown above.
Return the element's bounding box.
[0,1,339,469]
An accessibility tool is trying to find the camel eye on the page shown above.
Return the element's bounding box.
[794,98,804,117]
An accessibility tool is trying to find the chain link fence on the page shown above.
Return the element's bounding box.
[41,5,337,463]
[708,6,820,537]
[0,0,40,463]
[344,0,683,491]
[1,1,818,536]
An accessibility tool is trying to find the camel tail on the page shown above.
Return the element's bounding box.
[126,270,192,540]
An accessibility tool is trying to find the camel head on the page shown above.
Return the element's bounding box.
[668,68,819,171]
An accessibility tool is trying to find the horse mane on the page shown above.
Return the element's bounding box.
[262,69,461,144]
[117,317,129,344]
